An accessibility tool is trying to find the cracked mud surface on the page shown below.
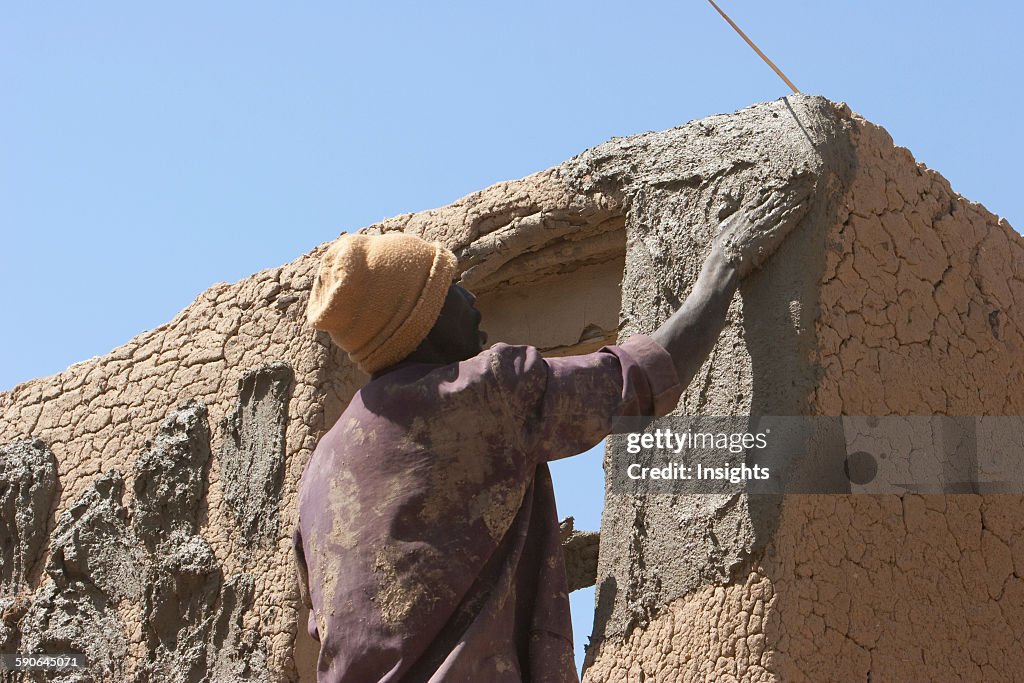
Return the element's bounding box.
[1,94,1020,681]
[581,104,1023,682]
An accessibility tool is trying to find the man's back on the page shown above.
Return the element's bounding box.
[295,337,681,682]
[296,181,809,682]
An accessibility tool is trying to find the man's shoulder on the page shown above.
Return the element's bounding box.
[332,344,545,428]
[362,343,548,390]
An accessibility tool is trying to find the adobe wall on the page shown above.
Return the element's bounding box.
[0,253,351,681]
[0,143,626,680]
[581,104,1024,681]
[2,94,1020,681]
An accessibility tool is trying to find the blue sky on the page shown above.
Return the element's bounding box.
[4,1,1021,673]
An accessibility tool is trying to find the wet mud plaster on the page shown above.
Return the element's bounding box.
[20,470,138,681]
[130,400,252,683]
[11,404,269,683]
[0,250,339,679]
[133,399,213,547]
[581,95,853,660]
[0,440,57,594]
[0,94,1019,681]
[134,401,270,683]
[0,440,57,657]
[219,362,295,543]
[581,101,1024,681]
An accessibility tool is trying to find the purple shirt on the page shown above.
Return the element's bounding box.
[294,335,681,682]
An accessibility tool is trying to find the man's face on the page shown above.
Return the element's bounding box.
[431,283,486,361]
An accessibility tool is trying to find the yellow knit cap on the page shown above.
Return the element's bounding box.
[306,233,458,374]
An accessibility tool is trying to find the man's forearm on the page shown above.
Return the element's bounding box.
[649,245,739,389]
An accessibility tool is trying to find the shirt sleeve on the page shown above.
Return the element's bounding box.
[488,333,682,462]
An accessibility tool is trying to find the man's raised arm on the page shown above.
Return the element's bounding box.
[650,175,813,388]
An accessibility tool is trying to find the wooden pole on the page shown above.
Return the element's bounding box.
[706,0,800,94]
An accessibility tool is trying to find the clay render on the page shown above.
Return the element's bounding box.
[292,182,810,682]
[7,95,1014,681]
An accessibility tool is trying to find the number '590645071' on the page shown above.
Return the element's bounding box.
[0,653,87,671]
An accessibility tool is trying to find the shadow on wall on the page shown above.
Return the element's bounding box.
[295,605,320,681]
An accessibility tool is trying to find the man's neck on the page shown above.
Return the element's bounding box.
[370,344,461,381]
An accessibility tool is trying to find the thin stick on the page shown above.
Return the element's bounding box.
[706,0,800,94]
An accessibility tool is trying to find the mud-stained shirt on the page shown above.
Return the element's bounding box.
[293,334,681,683]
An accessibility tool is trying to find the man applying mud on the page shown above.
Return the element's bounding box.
[293,180,810,683]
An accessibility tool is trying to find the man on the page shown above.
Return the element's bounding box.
[293,181,810,682]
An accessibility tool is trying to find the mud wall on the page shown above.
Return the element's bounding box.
[1,94,1020,681]
[581,104,1024,681]
[0,141,625,680]
[0,254,350,681]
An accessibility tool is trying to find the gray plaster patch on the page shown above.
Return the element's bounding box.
[46,470,143,602]
[569,95,858,646]
[130,400,264,683]
[132,399,212,549]
[13,402,268,682]
[19,580,129,682]
[208,574,271,683]
[138,531,222,683]
[220,362,295,542]
[0,439,57,593]
[20,470,135,681]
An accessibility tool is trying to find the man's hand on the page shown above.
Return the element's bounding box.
[713,171,815,278]
[650,172,816,389]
